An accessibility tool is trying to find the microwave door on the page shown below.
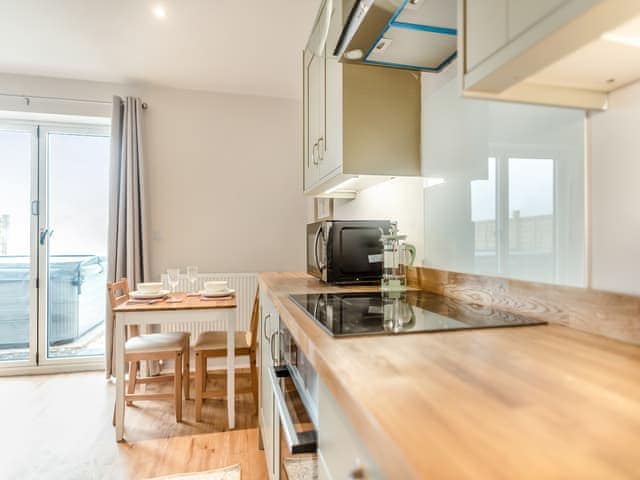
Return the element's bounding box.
[334,224,385,280]
[270,366,317,455]
[306,222,327,281]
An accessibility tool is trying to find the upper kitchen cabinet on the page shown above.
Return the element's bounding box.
[303,0,421,198]
[460,0,640,110]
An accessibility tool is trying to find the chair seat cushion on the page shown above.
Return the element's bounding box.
[194,331,251,351]
[125,332,188,354]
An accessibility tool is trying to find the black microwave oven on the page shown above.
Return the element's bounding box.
[307,220,391,284]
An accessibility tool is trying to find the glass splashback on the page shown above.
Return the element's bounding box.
[422,77,585,286]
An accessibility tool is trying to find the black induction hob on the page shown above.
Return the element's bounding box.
[289,291,546,337]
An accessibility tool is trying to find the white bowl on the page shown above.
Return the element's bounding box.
[138,282,163,294]
[204,280,228,293]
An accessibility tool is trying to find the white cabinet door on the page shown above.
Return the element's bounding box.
[314,52,326,179]
[465,0,508,71]
[317,379,383,479]
[319,0,342,180]
[304,0,338,191]
[508,0,568,39]
[320,55,341,180]
[259,293,281,480]
[259,299,274,478]
[303,49,321,191]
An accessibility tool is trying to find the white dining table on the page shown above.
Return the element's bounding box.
[112,293,237,442]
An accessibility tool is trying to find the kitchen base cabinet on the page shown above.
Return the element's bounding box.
[258,291,280,480]
[317,379,383,480]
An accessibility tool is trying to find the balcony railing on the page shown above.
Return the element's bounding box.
[0,255,106,359]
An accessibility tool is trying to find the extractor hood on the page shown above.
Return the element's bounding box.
[335,0,457,72]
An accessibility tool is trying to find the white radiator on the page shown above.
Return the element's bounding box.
[159,272,258,339]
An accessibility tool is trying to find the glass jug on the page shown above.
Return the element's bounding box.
[380,223,416,292]
[382,291,416,333]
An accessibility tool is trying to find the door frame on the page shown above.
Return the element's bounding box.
[37,122,110,370]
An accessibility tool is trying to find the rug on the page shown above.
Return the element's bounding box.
[284,457,318,480]
[146,464,240,480]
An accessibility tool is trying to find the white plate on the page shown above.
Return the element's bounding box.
[130,289,170,300]
[199,288,236,298]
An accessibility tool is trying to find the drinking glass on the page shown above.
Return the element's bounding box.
[167,268,180,294]
[186,265,198,294]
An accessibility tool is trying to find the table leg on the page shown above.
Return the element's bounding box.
[115,315,126,441]
[227,308,235,429]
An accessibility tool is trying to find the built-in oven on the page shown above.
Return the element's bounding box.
[270,319,319,479]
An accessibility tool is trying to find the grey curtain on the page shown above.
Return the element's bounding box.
[105,96,150,377]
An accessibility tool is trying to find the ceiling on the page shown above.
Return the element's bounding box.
[0,0,321,99]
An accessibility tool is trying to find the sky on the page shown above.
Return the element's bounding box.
[0,128,109,259]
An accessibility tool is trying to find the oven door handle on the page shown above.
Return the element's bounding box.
[270,330,280,364]
[268,366,317,455]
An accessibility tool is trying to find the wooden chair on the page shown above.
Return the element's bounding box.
[108,278,190,423]
[193,286,260,422]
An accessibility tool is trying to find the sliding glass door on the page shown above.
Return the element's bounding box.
[0,125,38,365]
[0,121,110,371]
[40,126,110,363]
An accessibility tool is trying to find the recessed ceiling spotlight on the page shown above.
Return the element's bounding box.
[152,4,167,19]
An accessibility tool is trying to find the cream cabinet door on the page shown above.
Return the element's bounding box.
[320,58,341,180]
[317,379,383,479]
[508,0,569,39]
[465,0,508,71]
[259,299,274,478]
[320,0,343,181]
[259,293,281,480]
[304,49,323,191]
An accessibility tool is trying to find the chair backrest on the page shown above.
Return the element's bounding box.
[107,278,130,309]
[249,286,259,351]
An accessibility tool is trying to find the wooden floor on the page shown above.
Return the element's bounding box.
[0,370,267,480]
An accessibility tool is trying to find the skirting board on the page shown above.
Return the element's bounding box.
[407,266,640,345]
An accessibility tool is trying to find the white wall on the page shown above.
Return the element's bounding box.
[0,73,307,279]
[590,81,640,295]
[330,177,425,264]
[141,85,305,278]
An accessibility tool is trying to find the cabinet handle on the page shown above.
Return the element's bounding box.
[269,330,279,364]
[312,142,319,165]
[317,136,324,161]
[263,312,271,340]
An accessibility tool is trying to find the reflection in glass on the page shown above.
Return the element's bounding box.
[422,76,584,286]
[471,157,497,273]
[507,158,555,282]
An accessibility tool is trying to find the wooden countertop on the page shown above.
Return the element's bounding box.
[259,272,640,479]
